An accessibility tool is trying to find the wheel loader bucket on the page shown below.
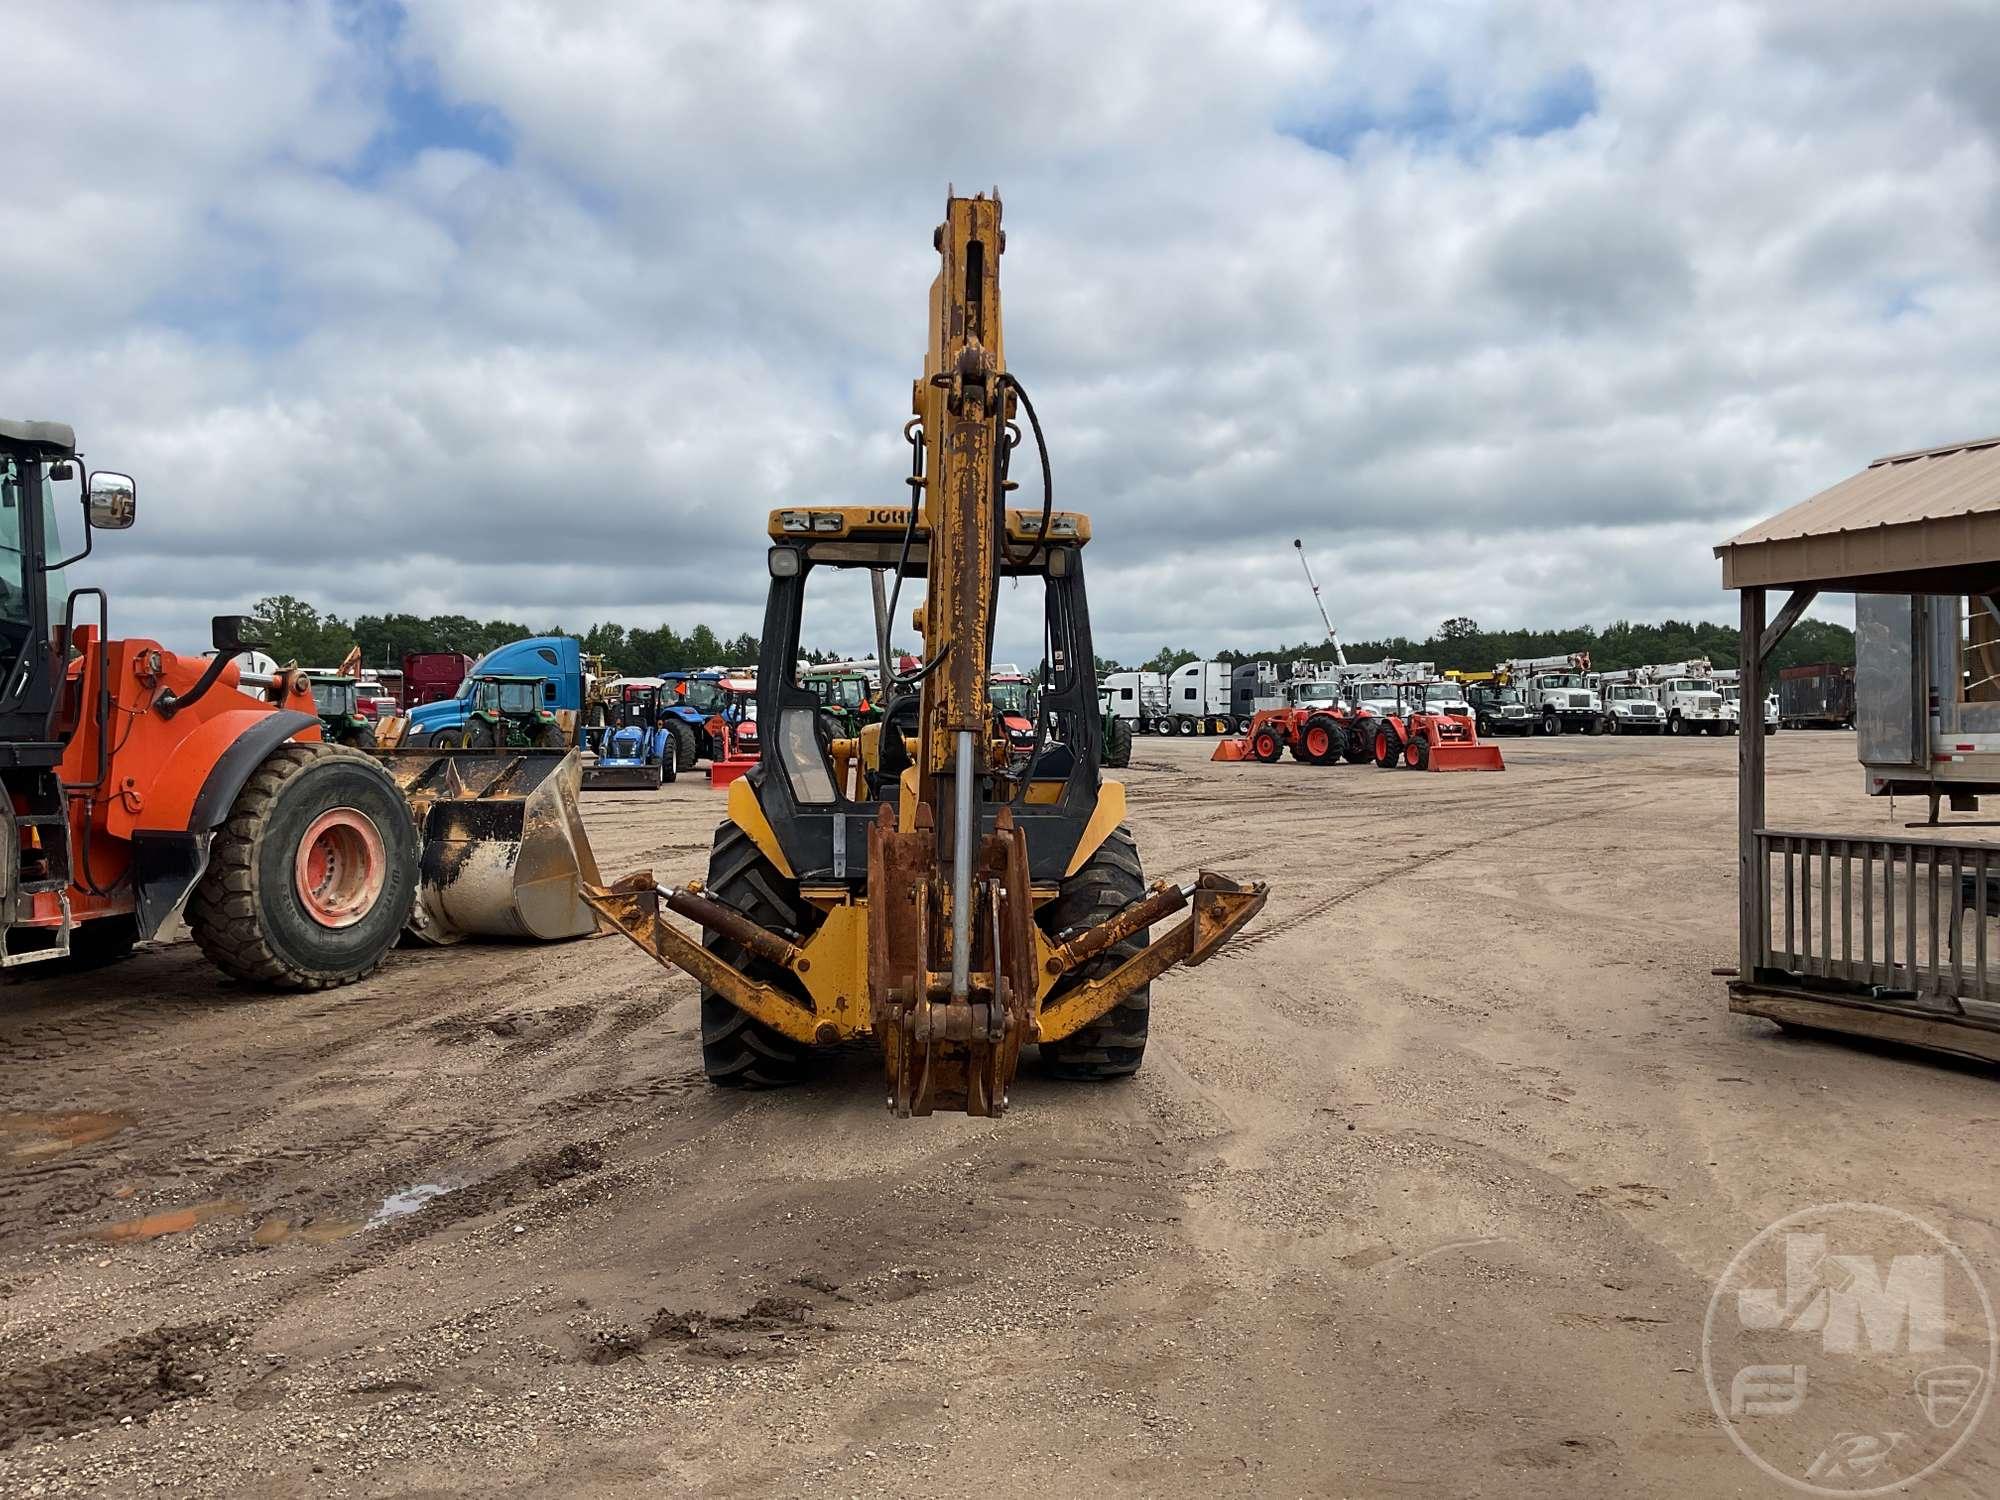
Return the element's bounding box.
[373,749,603,944]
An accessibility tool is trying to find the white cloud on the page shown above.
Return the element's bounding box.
[6,0,1996,666]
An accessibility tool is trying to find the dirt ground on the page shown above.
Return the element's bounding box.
[3,731,1997,1497]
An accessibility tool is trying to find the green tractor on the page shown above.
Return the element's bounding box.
[307,673,377,750]
[458,674,569,750]
[803,669,880,739]
[1095,686,1134,769]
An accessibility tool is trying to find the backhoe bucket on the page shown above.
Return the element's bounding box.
[1427,742,1505,772]
[374,749,603,944]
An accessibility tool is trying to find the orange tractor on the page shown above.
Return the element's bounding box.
[1364,682,1505,772]
[1,420,599,981]
[1212,670,1358,765]
[1213,705,1352,765]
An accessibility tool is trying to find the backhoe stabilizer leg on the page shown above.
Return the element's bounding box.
[1035,871,1267,1043]
[580,874,821,1046]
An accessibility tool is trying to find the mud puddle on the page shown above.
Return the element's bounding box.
[2,1109,133,1161]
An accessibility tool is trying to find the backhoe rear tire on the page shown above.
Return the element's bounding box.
[699,821,815,1089]
[187,743,418,990]
[1039,826,1149,1081]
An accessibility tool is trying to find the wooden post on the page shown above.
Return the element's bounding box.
[1739,587,1767,977]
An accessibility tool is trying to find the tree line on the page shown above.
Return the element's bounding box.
[249,595,764,677]
[1123,615,1857,677]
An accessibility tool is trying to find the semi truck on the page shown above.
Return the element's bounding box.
[394,637,593,747]
[1166,659,1234,735]
[1100,670,1169,733]
[401,650,477,707]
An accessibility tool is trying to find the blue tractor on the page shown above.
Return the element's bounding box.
[583,682,677,790]
[657,670,729,770]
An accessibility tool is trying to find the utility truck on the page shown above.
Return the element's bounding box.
[1641,660,1728,736]
[1496,655,1600,735]
[1590,669,1667,734]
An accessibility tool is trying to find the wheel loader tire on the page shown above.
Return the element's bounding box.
[671,721,700,771]
[1105,716,1134,768]
[535,722,568,750]
[1254,727,1284,763]
[1039,825,1149,1080]
[699,821,815,1089]
[187,743,418,991]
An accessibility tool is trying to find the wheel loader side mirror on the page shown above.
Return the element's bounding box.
[211,614,265,654]
[86,471,136,529]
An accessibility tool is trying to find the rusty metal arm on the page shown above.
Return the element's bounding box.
[1036,872,1266,1043]
[581,873,822,1046]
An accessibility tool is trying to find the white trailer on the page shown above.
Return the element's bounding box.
[1166,660,1233,735]
[1497,655,1601,735]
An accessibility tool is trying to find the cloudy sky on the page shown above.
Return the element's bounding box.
[9,0,1998,666]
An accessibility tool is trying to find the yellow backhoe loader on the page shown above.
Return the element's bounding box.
[585,191,1267,1117]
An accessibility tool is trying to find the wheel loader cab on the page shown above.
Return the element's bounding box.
[753,506,1104,889]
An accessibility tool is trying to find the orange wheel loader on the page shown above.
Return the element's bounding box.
[1,420,600,985]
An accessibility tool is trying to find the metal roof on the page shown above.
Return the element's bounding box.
[1717,436,2000,592]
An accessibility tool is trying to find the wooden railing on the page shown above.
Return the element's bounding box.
[1755,831,1999,1008]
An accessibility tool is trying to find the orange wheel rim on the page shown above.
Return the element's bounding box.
[294,808,386,929]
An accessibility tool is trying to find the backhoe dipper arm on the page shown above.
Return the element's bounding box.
[912,192,1009,1001]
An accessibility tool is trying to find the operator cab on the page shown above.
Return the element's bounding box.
[756,504,1101,885]
[307,675,358,717]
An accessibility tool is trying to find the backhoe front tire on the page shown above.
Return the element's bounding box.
[187,743,418,991]
[1039,826,1149,1081]
[699,822,815,1089]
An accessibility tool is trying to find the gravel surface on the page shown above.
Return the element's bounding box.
[2,732,1995,1496]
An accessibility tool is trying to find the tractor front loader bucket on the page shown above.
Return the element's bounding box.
[1408,717,1506,772]
[1210,736,1252,762]
[582,762,659,791]
[1428,741,1506,772]
[375,748,604,943]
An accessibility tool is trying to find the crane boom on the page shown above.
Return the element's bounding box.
[1292,538,1347,668]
